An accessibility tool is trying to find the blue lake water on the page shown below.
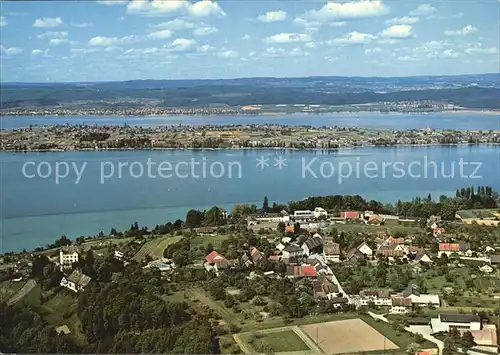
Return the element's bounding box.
[1,112,500,252]
[1,111,500,130]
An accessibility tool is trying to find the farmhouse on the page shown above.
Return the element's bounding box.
[314,207,328,219]
[431,313,481,333]
[438,243,472,257]
[60,270,91,293]
[323,241,341,262]
[390,296,412,314]
[242,246,263,266]
[479,264,494,273]
[282,245,304,259]
[359,290,391,306]
[401,284,440,307]
[59,246,80,267]
[413,250,433,264]
[301,237,323,256]
[205,251,229,271]
[313,276,339,299]
[286,265,318,278]
[377,244,405,258]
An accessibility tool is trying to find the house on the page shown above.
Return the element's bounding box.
[479,264,494,274]
[377,244,405,258]
[286,265,318,278]
[387,237,405,245]
[398,216,421,223]
[330,297,349,308]
[357,242,373,256]
[413,250,433,264]
[402,284,440,307]
[205,251,228,269]
[313,276,339,299]
[438,243,472,257]
[301,237,323,256]
[345,248,365,266]
[390,296,413,313]
[285,224,295,233]
[242,247,263,266]
[340,211,359,220]
[293,210,314,220]
[59,246,80,267]
[323,241,341,263]
[60,270,91,293]
[359,290,391,306]
[114,250,125,260]
[431,313,481,333]
[282,245,304,259]
[276,243,286,251]
[366,214,384,225]
[314,207,328,219]
[490,254,500,266]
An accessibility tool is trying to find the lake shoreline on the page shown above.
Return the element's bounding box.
[2,142,500,154]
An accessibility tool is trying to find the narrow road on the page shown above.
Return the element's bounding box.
[7,279,37,306]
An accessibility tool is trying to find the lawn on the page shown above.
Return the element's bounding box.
[192,234,231,249]
[36,290,86,344]
[360,315,436,350]
[333,219,422,235]
[0,280,24,302]
[456,209,497,219]
[244,329,311,352]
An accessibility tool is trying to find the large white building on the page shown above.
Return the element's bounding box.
[59,246,80,267]
[431,313,481,333]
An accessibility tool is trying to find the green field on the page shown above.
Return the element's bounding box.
[133,235,182,261]
[192,234,231,248]
[456,209,497,219]
[0,281,24,302]
[243,330,311,352]
[332,219,422,234]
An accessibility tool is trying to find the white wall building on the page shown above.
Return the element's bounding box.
[431,313,482,333]
[314,207,328,219]
[59,246,80,267]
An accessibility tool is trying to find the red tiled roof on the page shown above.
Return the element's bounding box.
[439,243,460,251]
[340,211,359,219]
[294,265,318,277]
[205,251,227,263]
[285,225,295,233]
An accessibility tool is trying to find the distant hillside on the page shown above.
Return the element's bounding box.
[1,74,499,109]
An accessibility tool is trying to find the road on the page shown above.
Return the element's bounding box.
[7,279,36,306]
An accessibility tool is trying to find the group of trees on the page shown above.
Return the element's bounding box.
[185,207,227,228]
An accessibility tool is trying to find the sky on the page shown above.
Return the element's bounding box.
[0,0,499,82]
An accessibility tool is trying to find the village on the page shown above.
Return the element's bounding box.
[1,123,499,152]
[1,195,500,355]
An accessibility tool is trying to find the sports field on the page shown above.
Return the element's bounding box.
[300,318,399,354]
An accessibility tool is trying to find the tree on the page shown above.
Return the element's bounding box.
[277,222,285,234]
[262,196,269,213]
[443,337,456,355]
[406,342,422,354]
[185,209,204,228]
[461,331,475,353]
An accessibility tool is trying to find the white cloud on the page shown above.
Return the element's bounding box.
[0,16,7,27]
[242,34,251,40]
[365,47,383,55]
[264,33,312,44]
[217,50,238,58]
[379,25,414,39]
[464,44,499,55]
[304,0,389,22]
[49,38,72,46]
[188,1,226,17]
[304,42,317,49]
[73,22,93,28]
[37,31,68,40]
[265,47,286,55]
[193,26,218,36]
[147,29,173,39]
[88,35,139,46]
[257,10,287,23]
[293,17,321,33]
[198,44,215,52]
[385,16,419,25]
[96,0,128,5]
[32,49,44,55]
[171,38,197,51]
[290,47,309,57]
[328,31,377,45]
[33,17,63,28]
[444,25,478,36]
[428,13,463,20]
[330,21,347,27]
[1,45,23,55]
[409,4,436,16]
[126,0,225,17]
[151,19,194,30]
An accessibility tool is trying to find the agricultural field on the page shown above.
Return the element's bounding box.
[332,219,422,234]
[237,327,319,354]
[0,280,25,302]
[133,235,182,261]
[456,209,498,219]
[301,319,399,354]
